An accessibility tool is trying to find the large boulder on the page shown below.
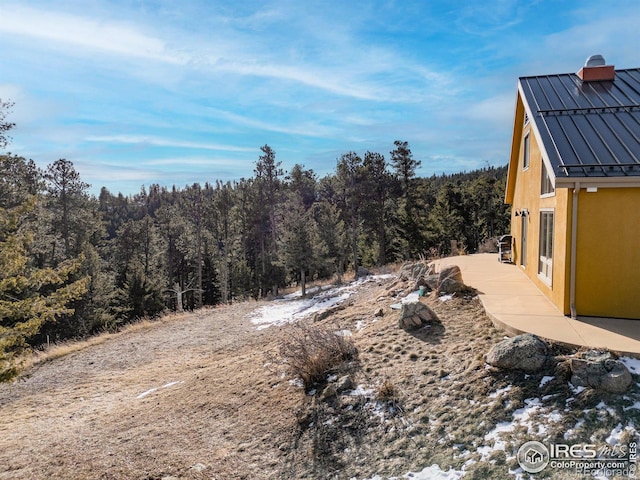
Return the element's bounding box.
[486,334,551,373]
[438,265,463,284]
[357,266,372,278]
[399,262,434,281]
[570,350,632,394]
[436,265,472,295]
[399,300,440,330]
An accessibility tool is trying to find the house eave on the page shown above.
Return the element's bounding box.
[555,176,640,189]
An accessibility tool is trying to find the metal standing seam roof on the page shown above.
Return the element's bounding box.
[518,68,640,182]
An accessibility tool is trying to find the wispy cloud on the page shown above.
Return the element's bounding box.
[0,5,184,64]
[85,135,255,152]
[2,0,638,195]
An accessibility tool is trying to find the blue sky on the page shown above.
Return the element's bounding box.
[1,0,639,195]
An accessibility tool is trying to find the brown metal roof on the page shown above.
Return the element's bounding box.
[519,68,640,182]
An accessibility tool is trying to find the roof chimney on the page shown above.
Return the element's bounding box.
[577,54,615,82]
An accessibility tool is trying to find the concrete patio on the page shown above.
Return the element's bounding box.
[435,253,640,356]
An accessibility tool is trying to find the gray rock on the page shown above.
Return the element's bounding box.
[437,277,466,295]
[335,375,354,393]
[438,265,463,284]
[374,307,385,317]
[423,274,440,290]
[399,262,434,281]
[357,266,372,277]
[436,265,471,295]
[485,334,550,373]
[320,384,337,401]
[570,351,632,394]
[398,301,440,330]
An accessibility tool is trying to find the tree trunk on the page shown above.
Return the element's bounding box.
[196,231,202,308]
[351,222,359,280]
[301,269,306,296]
[174,283,183,312]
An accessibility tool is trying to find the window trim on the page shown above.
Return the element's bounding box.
[523,133,530,171]
[540,160,555,198]
[538,209,554,287]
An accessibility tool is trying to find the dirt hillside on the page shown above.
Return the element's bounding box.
[1,272,639,480]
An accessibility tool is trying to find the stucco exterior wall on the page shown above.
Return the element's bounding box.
[575,187,640,319]
[508,119,571,315]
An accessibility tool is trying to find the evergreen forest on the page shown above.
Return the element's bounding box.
[1,102,510,378]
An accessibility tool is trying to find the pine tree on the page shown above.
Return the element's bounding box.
[0,198,89,380]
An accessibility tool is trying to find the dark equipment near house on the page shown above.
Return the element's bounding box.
[498,235,512,263]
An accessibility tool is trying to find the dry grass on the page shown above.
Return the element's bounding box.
[276,324,358,390]
[20,313,193,373]
[2,272,639,479]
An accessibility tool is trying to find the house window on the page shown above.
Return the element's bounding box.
[541,161,554,196]
[538,210,554,285]
[523,134,530,170]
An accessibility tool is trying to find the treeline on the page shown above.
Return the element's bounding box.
[0,142,509,375]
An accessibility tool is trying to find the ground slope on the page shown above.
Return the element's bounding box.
[1,273,639,480]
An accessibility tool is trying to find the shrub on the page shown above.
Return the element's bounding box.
[278,324,357,390]
[376,378,398,401]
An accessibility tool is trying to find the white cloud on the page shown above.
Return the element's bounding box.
[467,92,515,126]
[206,108,340,138]
[85,135,255,152]
[0,5,184,64]
[145,156,251,168]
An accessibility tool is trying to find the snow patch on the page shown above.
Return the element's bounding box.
[539,376,554,387]
[489,385,512,399]
[250,275,391,329]
[360,464,464,480]
[620,356,640,374]
[136,380,184,399]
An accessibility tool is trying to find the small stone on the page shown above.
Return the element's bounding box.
[320,384,337,401]
[374,307,384,317]
[190,463,207,472]
[335,375,354,393]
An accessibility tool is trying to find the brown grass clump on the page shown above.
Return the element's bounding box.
[277,324,357,390]
[376,378,398,401]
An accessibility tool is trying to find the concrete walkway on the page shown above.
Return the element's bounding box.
[435,253,640,356]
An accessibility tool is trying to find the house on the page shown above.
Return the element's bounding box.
[505,56,640,320]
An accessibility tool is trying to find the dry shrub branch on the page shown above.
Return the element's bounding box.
[278,324,357,390]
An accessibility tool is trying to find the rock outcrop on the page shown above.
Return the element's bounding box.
[398,301,440,331]
[436,265,471,295]
[569,350,632,394]
[485,334,551,373]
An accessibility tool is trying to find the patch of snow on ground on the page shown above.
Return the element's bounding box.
[539,376,554,387]
[250,275,394,329]
[439,294,454,302]
[402,290,421,304]
[620,356,640,375]
[595,401,617,416]
[360,464,464,480]
[606,423,625,445]
[564,419,586,440]
[346,385,374,397]
[136,380,184,399]
[489,385,512,398]
[624,401,640,411]
[569,383,586,394]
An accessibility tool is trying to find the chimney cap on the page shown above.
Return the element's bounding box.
[585,54,606,67]
[577,54,615,82]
